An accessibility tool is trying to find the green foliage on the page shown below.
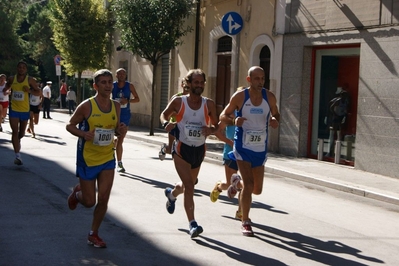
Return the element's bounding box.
[0,9,23,75]
[49,0,112,75]
[25,5,58,81]
[113,0,194,64]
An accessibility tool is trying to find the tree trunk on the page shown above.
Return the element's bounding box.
[149,62,157,136]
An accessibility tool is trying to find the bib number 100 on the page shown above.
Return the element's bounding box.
[93,128,114,146]
[98,133,111,142]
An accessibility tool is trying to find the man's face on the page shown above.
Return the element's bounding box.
[116,70,127,82]
[189,74,205,96]
[95,75,113,95]
[248,69,265,91]
[0,76,5,85]
[17,63,27,76]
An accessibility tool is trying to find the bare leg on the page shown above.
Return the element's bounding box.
[9,117,27,154]
[173,154,200,222]
[28,112,35,137]
[116,134,125,162]
[166,133,174,154]
[91,169,114,232]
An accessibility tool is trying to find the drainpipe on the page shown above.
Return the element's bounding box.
[194,0,200,68]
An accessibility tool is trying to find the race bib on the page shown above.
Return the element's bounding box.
[184,124,205,142]
[244,130,266,146]
[115,98,127,108]
[93,128,114,146]
[13,91,24,101]
[30,98,39,104]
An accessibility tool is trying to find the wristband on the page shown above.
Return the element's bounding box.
[163,121,169,128]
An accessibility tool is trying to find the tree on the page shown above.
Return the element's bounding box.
[49,0,112,103]
[113,0,194,135]
[0,0,26,75]
[23,4,58,83]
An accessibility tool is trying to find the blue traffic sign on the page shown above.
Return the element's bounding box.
[221,12,243,35]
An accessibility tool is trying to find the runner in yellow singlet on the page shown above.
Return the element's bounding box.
[66,69,127,248]
[4,61,40,165]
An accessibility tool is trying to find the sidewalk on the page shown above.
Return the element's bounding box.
[55,108,399,206]
[126,125,399,206]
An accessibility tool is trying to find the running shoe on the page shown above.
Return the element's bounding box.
[164,187,176,214]
[189,221,203,238]
[210,181,222,202]
[14,157,23,165]
[227,174,242,198]
[67,184,81,210]
[241,220,254,237]
[87,232,107,248]
[117,162,126,173]
[159,143,166,161]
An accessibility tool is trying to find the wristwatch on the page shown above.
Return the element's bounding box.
[163,121,169,128]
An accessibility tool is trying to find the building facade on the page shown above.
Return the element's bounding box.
[110,0,399,178]
[281,0,399,177]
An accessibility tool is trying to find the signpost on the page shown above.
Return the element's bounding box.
[75,70,94,100]
[221,12,243,35]
[54,55,62,98]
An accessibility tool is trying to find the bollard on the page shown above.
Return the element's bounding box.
[317,139,324,160]
[334,140,341,164]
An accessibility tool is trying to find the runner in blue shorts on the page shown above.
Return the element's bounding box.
[111,68,140,173]
[220,66,280,237]
[66,69,127,248]
[5,61,41,165]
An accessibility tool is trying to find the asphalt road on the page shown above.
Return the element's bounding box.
[0,112,398,266]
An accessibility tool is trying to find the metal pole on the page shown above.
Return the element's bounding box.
[317,139,324,160]
[334,140,341,164]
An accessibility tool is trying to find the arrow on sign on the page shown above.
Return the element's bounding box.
[227,14,242,34]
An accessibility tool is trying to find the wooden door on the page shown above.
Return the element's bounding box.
[216,55,231,116]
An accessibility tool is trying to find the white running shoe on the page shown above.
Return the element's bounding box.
[227,174,241,198]
[159,143,166,161]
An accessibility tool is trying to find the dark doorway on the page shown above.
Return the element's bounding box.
[215,55,231,116]
[259,46,271,90]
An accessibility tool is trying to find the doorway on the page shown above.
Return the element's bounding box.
[215,55,231,116]
[309,46,360,164]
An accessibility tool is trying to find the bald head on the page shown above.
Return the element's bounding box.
[248,66,264,77]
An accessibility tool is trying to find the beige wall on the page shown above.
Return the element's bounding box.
[109,0,279,130]
[201,0,277,96]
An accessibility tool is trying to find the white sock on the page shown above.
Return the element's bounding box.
[168,191,176,201]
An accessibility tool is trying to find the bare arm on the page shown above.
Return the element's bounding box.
[3,76,13,94]
[266,90,280,128]
[129,83,140,103]
[29,77,41,96]
[203,98,219,136]
[214,120,234,147]
[66,100,94,140]
[160,97,181,132]
[220,90,245,127]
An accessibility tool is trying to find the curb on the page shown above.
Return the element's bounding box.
[128,134,399,206]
